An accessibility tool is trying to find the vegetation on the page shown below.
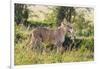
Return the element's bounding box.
[14,4,94,65]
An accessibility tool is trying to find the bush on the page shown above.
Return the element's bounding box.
[80,37,94,51]
[15,24,29,43]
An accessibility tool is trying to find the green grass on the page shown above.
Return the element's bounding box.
[14,24,94,65]
[15,42,93,65]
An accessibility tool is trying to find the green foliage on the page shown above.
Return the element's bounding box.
[14,4,94,65]
[15,24,29,43]
[73,8,94,37]
[27,20,56,28]
[43,10,57,24]
[80,37,94,51]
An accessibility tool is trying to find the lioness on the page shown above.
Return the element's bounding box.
[26,19,73,53]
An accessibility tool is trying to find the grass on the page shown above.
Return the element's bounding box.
[15,42,93,65]
[14,24,94,65]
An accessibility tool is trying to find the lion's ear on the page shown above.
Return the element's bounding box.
[63,18,67,24]
[61,22,64,27]
[60,18,68,27]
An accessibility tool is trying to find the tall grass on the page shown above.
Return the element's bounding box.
[14,24,94,65]
[15,42,93,65]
